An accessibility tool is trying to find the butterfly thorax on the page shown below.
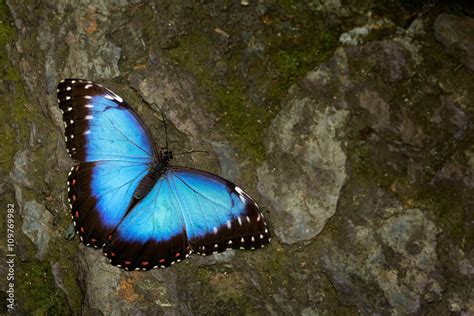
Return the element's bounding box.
[133,150,173,200]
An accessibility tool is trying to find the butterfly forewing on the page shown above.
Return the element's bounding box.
[58,79,155,247]
[57,79,155,162]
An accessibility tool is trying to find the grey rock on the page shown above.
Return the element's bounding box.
[51,262,75,310]
[323,206,441,315]
[130,66,213,140]
[257,95,348,244]
[54,0,125,80]
[196,249,236,266]
[10,150,32,189]
[301,307,320,316]
[21,200,54,259]
[339,19,395,47]
[313,0,341,13]
[434,14,474,71]
[339,26,369,46]
[448,294,463,312]
[64,222,76,240]
[435,160,474,189]
[77,245,184,315]
[77,246,125,315]
[348,40,412,82]
[211,141,241,182]
[257,48,350,245]
[407,18,425,36]
[358,89,391,131]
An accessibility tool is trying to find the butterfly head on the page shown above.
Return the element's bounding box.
[159,149,173,162]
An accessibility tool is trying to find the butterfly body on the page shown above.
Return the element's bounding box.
[133,151,172,200]
[57,79,270,270]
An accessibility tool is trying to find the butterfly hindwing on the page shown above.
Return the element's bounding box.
[103,178,191,270]
[167,167,270,255]
[68,160,149,247]
[103,167,270,270]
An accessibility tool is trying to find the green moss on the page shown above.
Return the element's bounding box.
[0,0,18,80]
[168,2,339,162]
[15,261,71,314]
[0,1,29,176]
[0,2,81,313]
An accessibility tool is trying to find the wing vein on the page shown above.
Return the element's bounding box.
[103,112,152,159]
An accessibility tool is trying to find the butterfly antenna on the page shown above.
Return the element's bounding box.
[159,110,170,151]
[173,149,208,156]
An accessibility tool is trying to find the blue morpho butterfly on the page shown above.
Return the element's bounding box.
[57,79,270,271]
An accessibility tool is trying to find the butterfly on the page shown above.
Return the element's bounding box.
[57,79,270,271]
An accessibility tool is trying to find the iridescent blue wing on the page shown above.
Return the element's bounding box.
[103,177,190,270]
[169,167,270,253]
[103,166,270,270]
[67,161,149,247]
[57,79,155,162]
[57,79,154,247]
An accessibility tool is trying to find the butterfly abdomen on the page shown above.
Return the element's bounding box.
[133,160,168,200]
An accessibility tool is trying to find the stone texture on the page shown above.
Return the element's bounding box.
[434,14,474,71]
[21,200,54,259]
[321,193,443,314]
[257,96,348,244]
[129,66,212,139]
[1,1,473,315]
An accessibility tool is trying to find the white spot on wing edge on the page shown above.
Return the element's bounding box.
[235,186,245,195]
[104,89,124,103]
[235,186,247,204]
[85,115,93,120]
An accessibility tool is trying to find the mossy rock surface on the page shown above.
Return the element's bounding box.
[1,0,473,314]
